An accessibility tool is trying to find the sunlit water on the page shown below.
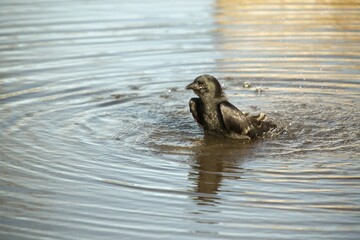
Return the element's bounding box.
[1,0,359,239]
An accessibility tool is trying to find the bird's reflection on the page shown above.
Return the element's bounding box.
[188,134,256,205]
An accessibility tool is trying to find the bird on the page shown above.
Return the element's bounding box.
[186,74,276,140]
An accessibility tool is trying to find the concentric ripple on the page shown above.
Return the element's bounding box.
[1,0,360,240]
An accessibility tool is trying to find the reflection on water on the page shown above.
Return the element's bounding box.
[1,0,360,239]
[215,0,360,81]
[189,136,253,205]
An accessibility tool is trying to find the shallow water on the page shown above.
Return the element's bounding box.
[1,0,360,239]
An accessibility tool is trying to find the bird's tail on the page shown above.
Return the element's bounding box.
[248,113,277,136]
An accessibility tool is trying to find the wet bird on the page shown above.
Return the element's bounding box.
[186,74,276,140]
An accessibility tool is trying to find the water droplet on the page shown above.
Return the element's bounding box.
[243,82,251,88]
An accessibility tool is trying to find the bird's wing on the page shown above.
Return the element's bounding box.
[189,98,204,127]
[219,101,255,137]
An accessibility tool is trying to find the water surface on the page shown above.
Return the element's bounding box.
[1,0,360,239]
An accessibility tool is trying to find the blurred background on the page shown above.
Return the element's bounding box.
[1,0,359,239]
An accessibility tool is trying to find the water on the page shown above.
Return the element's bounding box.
[1,0,359,239]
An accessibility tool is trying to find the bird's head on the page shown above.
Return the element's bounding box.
[186,74,224,100]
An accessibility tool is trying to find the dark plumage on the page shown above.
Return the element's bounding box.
[186,74,276,140]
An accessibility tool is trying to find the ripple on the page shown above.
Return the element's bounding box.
[1,0,360,240]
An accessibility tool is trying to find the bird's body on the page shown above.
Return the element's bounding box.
[186,74,276,140]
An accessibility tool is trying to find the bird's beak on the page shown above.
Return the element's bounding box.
[186,82,197,90]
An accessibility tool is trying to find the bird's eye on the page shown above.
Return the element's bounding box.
[198,82,206,89]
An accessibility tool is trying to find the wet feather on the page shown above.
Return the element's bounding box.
[186,74,276,139]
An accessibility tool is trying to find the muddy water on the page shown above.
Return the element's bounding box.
[1,0,359,239]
